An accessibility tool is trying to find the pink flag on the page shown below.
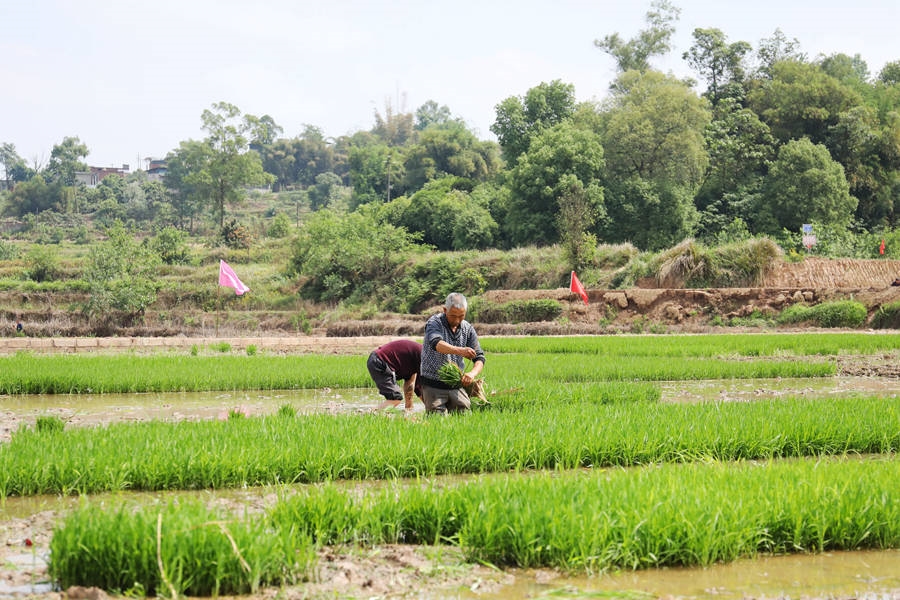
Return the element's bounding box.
[219,260,250,295]
[570,271,588,304]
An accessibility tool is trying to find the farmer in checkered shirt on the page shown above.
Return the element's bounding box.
[419,292,485,413]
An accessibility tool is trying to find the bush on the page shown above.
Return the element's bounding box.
[24,244,61,282]
[0,239,20,260]
[266,213,292,239]
[472,299,563,323]
[870,301,900,329]
[777,300,867,328]
[150,226,190,264]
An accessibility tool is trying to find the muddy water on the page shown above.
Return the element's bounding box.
[0,387,386,441]
[2,376,899,432]
[456,549,900,599]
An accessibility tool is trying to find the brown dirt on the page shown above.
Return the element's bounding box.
[3,258,900,340]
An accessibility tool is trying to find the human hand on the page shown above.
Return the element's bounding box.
[457,346,476,360]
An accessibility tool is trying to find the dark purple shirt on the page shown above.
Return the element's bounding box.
[375,339,422,382]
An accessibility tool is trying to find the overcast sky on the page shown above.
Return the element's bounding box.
[3,0,898,170]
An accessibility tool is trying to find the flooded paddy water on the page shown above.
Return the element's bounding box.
[2,376,899,598]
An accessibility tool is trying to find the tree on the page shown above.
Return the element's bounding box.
[601,178,698,250]
[602,70,711,188]
[0,143,27,189]
[372,99,414,146]
[163,139,213,232]
[415,100,454,130]
[747,60,863,146]
[683,28,751,104]
[819,53,870,87]
[594,0,681,73]
[398,177,498,251]
[827,105,900,228]
[245,114,283,148]
[491,79,577,166]
[758,138,856,234]
[696,97,776,237]
[402,121,501,190]
[877,61,900,86]
[347,141,397,208]
[557,178,600,270]
[168,102,274,228]
[46,136,89,186]
[754,28,806,77]
[505,120,605,246]
[307,172,345,211]
[3,175,66,216]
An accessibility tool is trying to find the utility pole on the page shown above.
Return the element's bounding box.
[385,152,392,202]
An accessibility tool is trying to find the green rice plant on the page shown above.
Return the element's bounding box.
[269,456,900,571]
[211,342,232,353]
[2,396,898,497]
[245,344,257,356]
[49,498,315,596]
[34,415,66,434]
[276,403,297,418]
[54,455,884,588]
[480,332,900,357]
[483,353,833,388]
[0,354,372,394]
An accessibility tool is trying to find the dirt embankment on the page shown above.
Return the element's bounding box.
[1,258,899,342]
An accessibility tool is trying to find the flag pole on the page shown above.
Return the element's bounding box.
[216,284,220,338]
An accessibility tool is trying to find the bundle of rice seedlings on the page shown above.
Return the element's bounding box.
[438,362,464,387]
[438,362,489,406]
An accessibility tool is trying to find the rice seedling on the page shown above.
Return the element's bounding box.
[51,456,900,591]
[49,498,315,596]
[34,415,66,434]
[481,332,900,357]
[2,396,897,498]
[0,347,834,395]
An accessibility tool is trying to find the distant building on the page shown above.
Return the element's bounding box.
[146,159,168,182]
[74,164,130,187]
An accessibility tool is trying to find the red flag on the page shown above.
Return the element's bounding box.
[219,260,250,295]
[880,239,885,255]
[570,271,588,304]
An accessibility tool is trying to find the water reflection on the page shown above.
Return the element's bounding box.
[0,387,393,442]
[454,549,900,599]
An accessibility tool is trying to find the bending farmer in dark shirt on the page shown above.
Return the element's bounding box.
[366,339,422,411]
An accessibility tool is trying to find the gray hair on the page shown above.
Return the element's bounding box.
[445,292,468,310]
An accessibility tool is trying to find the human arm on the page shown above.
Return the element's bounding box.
[434,340,477,360]
[403,373,417,410]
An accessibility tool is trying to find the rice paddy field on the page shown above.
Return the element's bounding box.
[0,331,899,599]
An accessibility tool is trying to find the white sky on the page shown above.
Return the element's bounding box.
[2,0,898,170]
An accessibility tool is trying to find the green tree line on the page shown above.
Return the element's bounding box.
[2,2,899,287]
